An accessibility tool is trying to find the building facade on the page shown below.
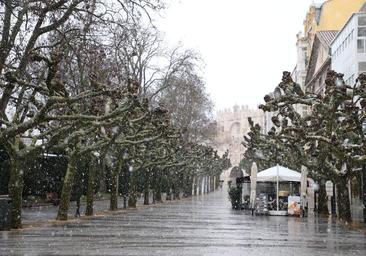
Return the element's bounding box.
[297,0,365,95]
[292,32,310,115]
[331,12,366,85]
[316,0,366,31]
[305,31,338,94]
[214,105,264,168]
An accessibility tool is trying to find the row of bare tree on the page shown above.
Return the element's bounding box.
[242,71,366,223]
[0,0,229,229]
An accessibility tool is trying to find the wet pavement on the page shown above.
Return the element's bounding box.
[21,196,143,224]
[1,190,366,256]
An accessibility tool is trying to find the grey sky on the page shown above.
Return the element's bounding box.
[157,0,325,111]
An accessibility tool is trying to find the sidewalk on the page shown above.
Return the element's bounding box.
[22,195,153,226]
[2,190,366,256]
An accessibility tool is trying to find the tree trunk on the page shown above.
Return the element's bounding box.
[317,181,328,215]
[8,152,24,229]
[182,174,191,197]
[57,153,78,220]
[155,186,162,203]
[215,175,220,189]
[110,158,123,211]
[123,196,127,209]
[128,193,137,208]
[128,172,137,208]
[336,177,352,223]
[166,188,172,200]
[98,157,107,193]
[110,171,119,211]
[85,157,97,216]
[174,189,180,200]
[193,176,197,196]
[143,186,149,205]
[153,169,162,203]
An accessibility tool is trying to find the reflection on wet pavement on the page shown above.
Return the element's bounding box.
[1,190,365,256]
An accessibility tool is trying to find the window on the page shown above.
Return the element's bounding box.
[358,27,366,37]
[358,16,366,37]
[359,16,366,26]
[358,39,365,53]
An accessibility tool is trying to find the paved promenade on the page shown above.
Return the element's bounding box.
[1,190,365,256]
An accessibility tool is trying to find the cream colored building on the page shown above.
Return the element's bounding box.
[303,0,365,62]
[214,105,264,169]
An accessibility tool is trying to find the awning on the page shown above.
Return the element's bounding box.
[257,165,301,182]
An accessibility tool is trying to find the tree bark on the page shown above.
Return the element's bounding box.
[317,181,328,215]
[57,153,78,220]
[174,188,180,200]
[128,172,137,207]
[85,157,97,216]
[128,193,137,208]
[143,185,149,205]
[110,171,119,211]
[336,176,352,223]
[155,186,162,203]
[166,188,172,200]
[123,196,127,209]
[98,157,107,193]
[8,151,24,229]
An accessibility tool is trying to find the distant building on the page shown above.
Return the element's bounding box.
[292,32,310,115]
[331,12,366,85]
[297,0,365,95]
[214,105,264,168]
[302,3,323,63]
[305,30,338,94]
[316,0,366,31]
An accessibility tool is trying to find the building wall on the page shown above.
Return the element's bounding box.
[315,44,329,72]
[317,0,365,31]
[332,13,366,85]
[302,0,365,66]
[215,105,264,167]
[303,4,321,64]
[292,34,309,115]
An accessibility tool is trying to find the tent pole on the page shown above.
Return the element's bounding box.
[277,164,279,211]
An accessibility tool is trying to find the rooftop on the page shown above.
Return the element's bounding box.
[316,30,339,47]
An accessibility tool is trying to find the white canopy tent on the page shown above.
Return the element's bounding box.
[256,165,301,214]
[257,165,301,182]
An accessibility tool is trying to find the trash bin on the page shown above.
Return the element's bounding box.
[0,195,12,230]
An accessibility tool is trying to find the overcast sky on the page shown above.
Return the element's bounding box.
[156,0,325,112]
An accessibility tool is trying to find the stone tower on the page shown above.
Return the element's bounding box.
[214,105,264,170]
